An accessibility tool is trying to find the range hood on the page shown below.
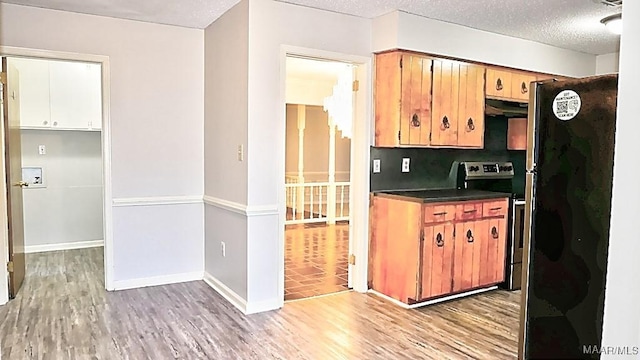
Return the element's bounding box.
[485,99,528,117]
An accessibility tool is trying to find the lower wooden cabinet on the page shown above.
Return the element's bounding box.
[420,222,455,299]
[369,195,509,305]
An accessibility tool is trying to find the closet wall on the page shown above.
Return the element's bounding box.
[9,57,104,252]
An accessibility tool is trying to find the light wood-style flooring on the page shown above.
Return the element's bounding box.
[0,248,521,359]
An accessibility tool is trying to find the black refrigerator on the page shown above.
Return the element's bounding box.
[518,74,619,359]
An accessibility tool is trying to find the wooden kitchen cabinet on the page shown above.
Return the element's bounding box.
[369,195,510,305]
[369,195,423,303]
[485,68,512,100]
[507,118,528,150]
[431,60,485,148]
[484,216,508,284]
[452,220,486,292]
[486,68,535,103]
[511,72,536,102]
[374,51,432,147]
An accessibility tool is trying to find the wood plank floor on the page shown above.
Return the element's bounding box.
[0,248,521,359]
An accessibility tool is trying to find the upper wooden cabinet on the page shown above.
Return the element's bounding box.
[375,51,432,147]
[374,51,484,149]
[486,68,536,102]
[507,118,528,150]
[431,60,484,148]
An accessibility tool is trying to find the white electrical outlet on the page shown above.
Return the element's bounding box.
[38,145,46,155]
[402,158,410,172]
[221,241,226,257]
[373,159,381,173]
[237,145,243,162]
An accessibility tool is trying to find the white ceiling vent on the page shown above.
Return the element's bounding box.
[598,0,622,6]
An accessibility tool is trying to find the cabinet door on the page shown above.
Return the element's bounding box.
[49,60,102,130]
[453,221,485,292]
[421,223,455,299]
[9,58,51,128]
[485,68,512,99]
[400,54,432,146]
[431,59,460,146]
[483,217,508,285]
[457,64,484,148]
[511,73,536,102]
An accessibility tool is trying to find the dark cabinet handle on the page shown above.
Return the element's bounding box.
[411,113,420,127]
[466,118,475,132]
[496,78,503,91]
[492,226,499,239]
[433,212,447,216]
[466,229,474,243]
[436,233,444,247]
[463,209,477,213]
[440,116,450,130]
[521,81,528,94]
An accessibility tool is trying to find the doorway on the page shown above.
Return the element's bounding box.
[283,56,356,301]
[0,48,112,304]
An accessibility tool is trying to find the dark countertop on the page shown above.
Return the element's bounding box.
[375,189,512,203]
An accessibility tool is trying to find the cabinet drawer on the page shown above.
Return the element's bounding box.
[424,204,455,224]
[455,202,483,220]
[482,199,509,217]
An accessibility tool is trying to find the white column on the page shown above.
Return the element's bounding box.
[327,117,337,224]
[296,105,305,219]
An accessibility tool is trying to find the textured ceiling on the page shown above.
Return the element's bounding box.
[278,0,622,55]
[0,0,240,29]
[0,0,622,55]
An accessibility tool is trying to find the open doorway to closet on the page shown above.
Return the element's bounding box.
[283,56,356,301]
[1,55,104,300]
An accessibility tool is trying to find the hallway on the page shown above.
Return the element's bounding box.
[285,222,349,300]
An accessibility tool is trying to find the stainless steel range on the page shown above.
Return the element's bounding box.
[453,161,524,290]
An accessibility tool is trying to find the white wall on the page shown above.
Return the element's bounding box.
[285,104,350,180]
[601,1,640,356]
[203,0,250,300]
[373,10,597,78]
[20,130,103,249]
[0,3,204,286]
[596,52,620,75]
[285,77,335,107]
[245,0,371,309]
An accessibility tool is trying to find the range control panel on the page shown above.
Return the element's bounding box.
[463,161,515,179]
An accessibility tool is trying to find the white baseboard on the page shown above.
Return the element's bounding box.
[203,272,248,313]
[25,239,104,254]
[245,298,281,314]
[368,286,499,309]
[113,271,204,291]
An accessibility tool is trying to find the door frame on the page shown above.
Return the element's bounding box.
[0,46,114,304]
[278,45,372,302]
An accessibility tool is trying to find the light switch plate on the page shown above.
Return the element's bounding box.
[237,145,243,162]
[402,158,410,173]
[38,145,46,155]
[373,159,381,173]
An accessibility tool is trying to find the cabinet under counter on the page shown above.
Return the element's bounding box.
[368,191,509,307]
